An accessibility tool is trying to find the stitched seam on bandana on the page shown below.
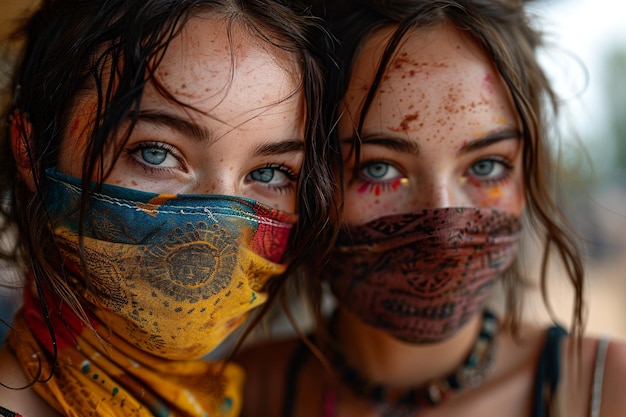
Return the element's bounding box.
[49,176,293,228]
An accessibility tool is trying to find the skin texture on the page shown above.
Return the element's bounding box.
[57,16,304,211]
[0,15,305,417]
[341,25,524,225]
[237,24,626,417]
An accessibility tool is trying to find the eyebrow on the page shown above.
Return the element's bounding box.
[341,128,521,157]
[457,129,522,156]
[341,136,421,157]
[134,110,304,155]
[252,139,304,156]
[135,110,212,143]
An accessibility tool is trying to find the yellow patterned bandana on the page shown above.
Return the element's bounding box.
[6,168,297,416]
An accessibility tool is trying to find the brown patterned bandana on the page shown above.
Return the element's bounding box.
[321,208,521,344]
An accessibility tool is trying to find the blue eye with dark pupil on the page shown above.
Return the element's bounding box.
[250,168,275,183]
[141,147,168,165]
[366,163,389,179]
[471,160,494,176]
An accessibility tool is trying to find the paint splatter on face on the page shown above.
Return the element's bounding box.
[340,24,524,225]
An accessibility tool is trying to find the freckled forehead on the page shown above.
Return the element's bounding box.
[342,24,518,140]
[152,16,300,106]
[348,26,511,106]
[349,25,494,91]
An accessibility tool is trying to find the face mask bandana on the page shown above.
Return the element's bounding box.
[7,167,296,417]
[321,207,521,344]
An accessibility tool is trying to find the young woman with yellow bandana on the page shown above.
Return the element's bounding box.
[0,0,339,416]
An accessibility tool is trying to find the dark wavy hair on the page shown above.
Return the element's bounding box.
[315,0,585,339]
[0,0,340,377]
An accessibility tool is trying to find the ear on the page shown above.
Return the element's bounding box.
[10,111,37,191]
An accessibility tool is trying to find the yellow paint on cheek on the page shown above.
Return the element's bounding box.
[458,176,468,185]
[390,178,410,192]
[488,187,504,200]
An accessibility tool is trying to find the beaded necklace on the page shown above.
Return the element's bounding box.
[322,309,499,417]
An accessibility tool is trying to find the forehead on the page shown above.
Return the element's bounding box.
[150,15,301,118]
[343,24,515,135]
[351,24,489,82]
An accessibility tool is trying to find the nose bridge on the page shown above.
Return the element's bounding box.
[424,182,451,209]
[199,167,237,196]
[416,174,459,209]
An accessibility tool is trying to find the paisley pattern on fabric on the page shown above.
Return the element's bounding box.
[322,208,520,344]
[9,290,243,417]
[5,168,296,417]
[41,168,296,359]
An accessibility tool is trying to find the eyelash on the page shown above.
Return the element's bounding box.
[354,160,404,195]
[126,141,183,173]
[467,156,514,186]
[356,178,406,195]
[251,163,298,194]
[354,156,515,195]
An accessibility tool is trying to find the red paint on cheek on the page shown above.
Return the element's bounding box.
[482,74,495,94]
[374,184,381,197]
[467,177,481,188]
[358,183,369,194]
[391,178,402,191]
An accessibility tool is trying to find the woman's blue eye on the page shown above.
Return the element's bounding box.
[249,167,290,186]
[131,143,180,169]
[251,168,275,183]
[469,158,510,182]
[141,147,168,165]
[366,162,390,179]
[471,160,496,176]
[360,161,401,182]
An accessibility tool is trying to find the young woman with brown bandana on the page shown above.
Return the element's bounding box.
[237,1,626,416]
[0,0,339,416]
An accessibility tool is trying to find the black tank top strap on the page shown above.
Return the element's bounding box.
[281,338,310,417]
[0,406,22,417]
[532,324,567,417]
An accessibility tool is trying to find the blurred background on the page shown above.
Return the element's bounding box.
[0,0,624,345]
[521,0,626,339]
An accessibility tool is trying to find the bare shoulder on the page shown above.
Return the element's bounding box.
[559,334,626,417]
[235,337,304,417]
[0,345,60,417]
[598,337,626,416]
